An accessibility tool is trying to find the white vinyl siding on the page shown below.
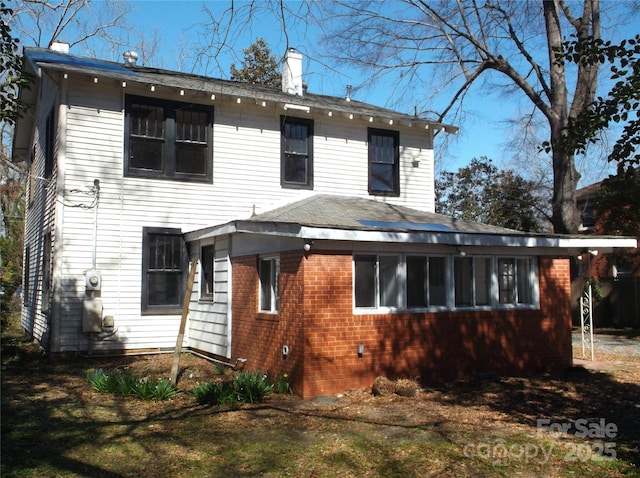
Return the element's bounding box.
[36,76,437,353]
[188,237,230,358]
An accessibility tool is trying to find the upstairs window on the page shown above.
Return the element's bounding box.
[368,128,399,196]
[281,116,313,188]
[141,227,188,314]
[125,96,212,182]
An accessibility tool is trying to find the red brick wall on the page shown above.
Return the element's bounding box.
[233,252,573,399]
[231,252,306,395]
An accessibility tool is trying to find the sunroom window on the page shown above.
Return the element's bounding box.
[498,258,535,305]
[354,255,401,309]
[354,254,538,312]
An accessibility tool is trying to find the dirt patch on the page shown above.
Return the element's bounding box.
[3,327,640,476]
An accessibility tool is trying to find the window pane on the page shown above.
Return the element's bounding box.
[284,154,307,183]
[200,245,214,300]
[149,235,182,271]
[176,142,207,174]
[517,258,533,304]
[130,137,163,170]
[454,257,473,307]
[355,255,376,307]
[259,259,273,311]
[407,256,426,308]
[379,256,399,307]
[130,103,164,138]
[284,123,308,154]
[148,271,181,306]
[371,134,394,164]
[474,258,492,306]
[428,257,447,306]
[176,109,207,142]
[498,259,516,304]
[370,163,394,191]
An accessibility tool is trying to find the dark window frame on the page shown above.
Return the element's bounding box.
[200,243,214,302]
[41,232,52,313]
[368,128,400,196]
[23,246,30,306]
[124,95,213,183]
[44,107,55,179]
[141,227,188,315]
[280,115,314,189]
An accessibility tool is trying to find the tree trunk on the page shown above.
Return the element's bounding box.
[545,0,581,234]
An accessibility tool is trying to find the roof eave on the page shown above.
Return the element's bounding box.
[185,220,637,255]
[29,50,457,133]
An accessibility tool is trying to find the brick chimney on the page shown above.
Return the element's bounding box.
[282,48,303,96]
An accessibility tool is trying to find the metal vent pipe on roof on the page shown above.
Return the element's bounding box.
[123,50,139,67]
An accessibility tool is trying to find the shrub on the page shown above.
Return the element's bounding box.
[132,377,156,401]
[191,380,237,406]
[154,378,180,401]
[86,369,179,401]
[273,373,291,394]
[235,371,272,403]
[86,368,111,392]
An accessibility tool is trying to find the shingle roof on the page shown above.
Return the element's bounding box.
[23,47,455,131]
[246,194,523,235]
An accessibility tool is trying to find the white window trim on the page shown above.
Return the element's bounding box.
[259,254,280,314]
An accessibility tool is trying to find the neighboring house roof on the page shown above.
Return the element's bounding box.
[185,194,637,253]
[13,47,456,162]
[576,181,602,203]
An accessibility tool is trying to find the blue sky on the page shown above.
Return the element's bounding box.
[124,0,511,172]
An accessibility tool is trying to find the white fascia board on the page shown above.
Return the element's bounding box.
[184,223,238,242]
[298,226,637,249]
[185,221,637,253]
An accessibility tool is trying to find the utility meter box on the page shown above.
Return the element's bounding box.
[82,297,103,333]
[85,270,102,291]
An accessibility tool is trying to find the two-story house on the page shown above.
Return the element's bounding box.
[13,43,636,398]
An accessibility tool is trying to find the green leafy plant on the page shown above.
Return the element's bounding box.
[86,368,111,392]
[86,369,179,401]
[273,373,291,395]
[235,371,272,403]
[585,277,605,301]
[153,378,180,401]
[132,377,156,401]
[191,380,237,406]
